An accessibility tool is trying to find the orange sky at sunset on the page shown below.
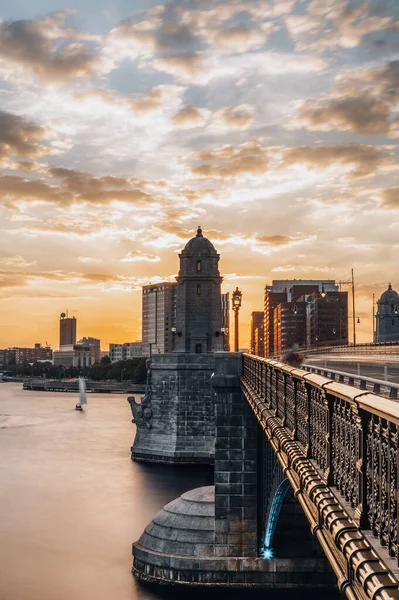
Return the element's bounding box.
[0,1,398,351]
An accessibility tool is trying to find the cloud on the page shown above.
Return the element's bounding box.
[217,104,254,128]
[0,255,36,268]
[170,104,208,126]
[280,144,396,179]
[203,25,272,52]
[380,187,399,208]
[77,256,102,264]
[0,110,49,166]
[0,14,100,83]
[0,168,160,209]
[294,96,393,135]
[271,264,331,273]
[153,52,205,79]
[291,60,399,136]
[285,0,399,51]
[189,139,269,179]
[0,268,174,293]
[121,250,161,262]
[78,84,184,115]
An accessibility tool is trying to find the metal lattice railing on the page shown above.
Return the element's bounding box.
[241,353,399,566]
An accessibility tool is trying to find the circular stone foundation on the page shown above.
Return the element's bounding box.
[132,486,336,588]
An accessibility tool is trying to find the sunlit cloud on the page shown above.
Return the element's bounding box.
[0,0,398,348]
[121,250,161,262]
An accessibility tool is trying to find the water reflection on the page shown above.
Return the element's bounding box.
[0,384,340,600]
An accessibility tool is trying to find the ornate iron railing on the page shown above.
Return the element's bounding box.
[242,354,399,567]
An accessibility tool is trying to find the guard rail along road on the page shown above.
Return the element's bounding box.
[241,353,399,600]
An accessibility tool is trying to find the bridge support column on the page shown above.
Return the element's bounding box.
[211,352,259,557]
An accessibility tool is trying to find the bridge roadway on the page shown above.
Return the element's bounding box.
[239,353,399,600]
[305,355,399,384]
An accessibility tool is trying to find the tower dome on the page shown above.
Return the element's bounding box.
[379,283,399,304]
[181,226,218,255]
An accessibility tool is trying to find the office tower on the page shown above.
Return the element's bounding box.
[142,282,177,356]
[306,290,348,347]
[59,313,76,348]
[264,280,347,356]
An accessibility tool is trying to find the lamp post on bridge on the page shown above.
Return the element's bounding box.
[232,287,242,352]
[338,269,357,346]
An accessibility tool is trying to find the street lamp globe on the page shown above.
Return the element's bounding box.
[232,287,242,310]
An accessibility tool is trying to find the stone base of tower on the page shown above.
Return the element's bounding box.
[129,353,216,465]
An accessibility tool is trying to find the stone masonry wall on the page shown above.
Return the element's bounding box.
[211,352,259,557]
[131,353,215,464]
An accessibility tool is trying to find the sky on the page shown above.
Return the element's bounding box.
[0,0,398,350]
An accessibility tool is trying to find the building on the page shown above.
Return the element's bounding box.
[59,314,77,347]
[273,301,307,356]
[264,289,287,357]
[53,342,100,368]
[142,283,177,356]
[306,291,348,347]
[375,283,399,342]
[264,280,348,356]
[0,344,53,366]
[174,226,223,353]
[250,311,264,356]
[221,292,230,351]
[109,342,143,363]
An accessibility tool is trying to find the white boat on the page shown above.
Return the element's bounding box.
[75,377,87,411]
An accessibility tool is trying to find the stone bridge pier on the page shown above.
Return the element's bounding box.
[132,353,335,589]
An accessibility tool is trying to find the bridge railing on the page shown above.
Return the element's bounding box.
[304,341,399,356]
[242,353,399,565]
[302,364,399,399]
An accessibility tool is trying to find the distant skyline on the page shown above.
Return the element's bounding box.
[0,0,398,348]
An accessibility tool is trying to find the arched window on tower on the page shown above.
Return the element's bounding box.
[197,284,201,295]
[196,260,201,272]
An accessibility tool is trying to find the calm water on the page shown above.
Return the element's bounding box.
[0,383,340,600]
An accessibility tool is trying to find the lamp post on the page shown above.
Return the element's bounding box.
[338,269,357,346]
[232,287,242,352]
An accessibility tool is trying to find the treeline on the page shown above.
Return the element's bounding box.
[1,356,148,384]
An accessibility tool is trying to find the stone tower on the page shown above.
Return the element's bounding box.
[174,226,223,353]
[375,283,399,342]
[128,227,224,464]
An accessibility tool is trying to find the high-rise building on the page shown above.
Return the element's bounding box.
[59,314,76,348]
[306,291,348,347]
[142,283,177,356]
[375,284,399,342]
[174,226,223,353]
[264,280,347,356]
[273,301,307,356]
[250,311,264,356]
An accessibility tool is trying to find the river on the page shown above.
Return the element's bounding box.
[0,383,340,600]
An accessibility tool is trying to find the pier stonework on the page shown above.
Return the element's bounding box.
[132,353,334,588]
[129,353,216,463]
